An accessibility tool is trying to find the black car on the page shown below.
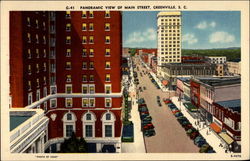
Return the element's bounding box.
[156,96,160,100]
[143,86,146,90]
[144,129,156,137]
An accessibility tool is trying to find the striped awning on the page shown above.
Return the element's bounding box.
[210,122,221,133]
[219,132,234,145]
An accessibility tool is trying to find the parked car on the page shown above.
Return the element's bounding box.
[199,144,213,153]
[142,124,155,131]
[139,111,150,115]
[141,115,152,121]
[138,98,145,104]
[183,124,193,131]
[144,129,156,137]
[190,131,200,140]
[158,102,162,107]
[186,127,197,136]
[138,107,148,112]
[163,98,172,104]
[194,136,207,147]
[156,96,160,100]
[174,112,183,117]
[172,109,180,114]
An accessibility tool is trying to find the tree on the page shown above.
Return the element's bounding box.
[60,132,88,153]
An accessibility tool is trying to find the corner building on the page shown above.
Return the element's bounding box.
[10,11,123,153]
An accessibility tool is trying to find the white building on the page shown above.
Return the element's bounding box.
[10,109,49,153]
[208,56,227,64]
[157,11,182,76]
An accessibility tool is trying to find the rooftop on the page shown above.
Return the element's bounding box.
[158,12,181,16]
[177,77,190,83]
[216,99,241,113]
[10,111,36,131]
[195,77,241,86]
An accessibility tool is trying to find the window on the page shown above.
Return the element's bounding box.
[82,49,87,57]
[105,23,110,31]
[43,22,46,30]
[105,85,111,94]
[82,75,87,82]
[65,11,71,18]
[43,62,46,71]
[66,98,72,107]
[50,98,57,108]
[66,49,71,57]
[43,36,46,44]
[86,113,91,120]
[105,98,111,107]
[43,49,46,58]
[89,49,94,57]
[28,92,32,105]
[27,17,31,26]
[105,125,112,137]
[66,36,71,44]
[28,49,31,58]
[66,62,71,70]
[89,98,95,107]
[89,23,94,31]
[35,34,39,43]
[105,49,110,56]
[82,23,86,31]
[51,63,56,73]
[36,49,39,58]
[82,85,88,94]
[82,98,88,107]
[89,11,94,18]
[105,74,111,82]
[66,85,72,94]
[67,113,72,120]
[36,64,39,73]
[82,62,87,69]
[106,113,111,120]
[36,90,40,101]
[89,36,94,44]
[105,61,110,69]
[66,75,71,82]
[105,36,110,44]
[66,23,71,31]
[36,78,40,87]
[50,86,57,94]
[89,75,94,82]
[28,81,32,90]
[35,19,39,28]
[66,125,73,137]
[43,86,47,97]
[82,36,87,44]
[85,125,93,137]
[28,65,32,74]
[89,62,94,69]
[82,11,87,18]
[105,11,110,18]
[89,85,95,94]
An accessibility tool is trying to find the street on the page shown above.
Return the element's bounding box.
[134,57,199,153]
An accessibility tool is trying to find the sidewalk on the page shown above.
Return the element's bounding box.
[171,96,229,153]
[121,61,146,153]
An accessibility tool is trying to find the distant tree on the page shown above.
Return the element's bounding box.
[60,132,88,153]
[129,48,137,56]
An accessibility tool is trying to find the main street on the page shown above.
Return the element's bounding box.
[133,57,199,153]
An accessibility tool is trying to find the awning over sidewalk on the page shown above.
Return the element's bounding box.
[183,102,198,112]
[210,122,221,133]
[219,132,234,145]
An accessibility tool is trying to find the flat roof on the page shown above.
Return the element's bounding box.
[197,77,241,86]
[10,116,31,131]
[158,12,181,16]
[216,99,241,113]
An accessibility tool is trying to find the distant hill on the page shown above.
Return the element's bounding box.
[182,47,241,61]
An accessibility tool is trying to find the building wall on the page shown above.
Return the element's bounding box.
[214,84,241,102]
[227,61,241,75]
[208,56,226,64]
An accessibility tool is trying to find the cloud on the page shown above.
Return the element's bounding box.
[182,33,198,44]
[195,21,216,29]
[209,31,235,43]
[125,28,156,45]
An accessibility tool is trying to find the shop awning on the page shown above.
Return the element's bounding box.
[210,122,221,133]
[162,80,168,86]
[219,132,234,145]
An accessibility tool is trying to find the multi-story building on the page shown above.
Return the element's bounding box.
[208,56,227,64]
[157,12,182,76]
[226,59,241,76]
[10,11,123,153]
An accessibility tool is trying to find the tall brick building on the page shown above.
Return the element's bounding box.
[10,11,123,153]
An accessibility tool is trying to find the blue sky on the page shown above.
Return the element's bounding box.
[122,11,240,49]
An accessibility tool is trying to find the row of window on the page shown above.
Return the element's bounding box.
[28,77,47,90]
[66,48,111,57]
[27,33,47,44]
[27,87,47,105]
[160,24,181,27]
[66,23,110,32]
[161,48,181,51]
[27,48,47,59]
[160,29,180,33]
[160,18,180,21]
[161,55,181,59]
[49,97,112,109]
[26,17,46,30]
[65,84,111,94]
[65,35,110,44]
[160,37,180,40]
[65,61,111,70]
[160,45,181,48]
[160,33,180,36]
[161,59,181,63]
[160,41,181,44]
[28,63,47,74]
[65,11,111,19]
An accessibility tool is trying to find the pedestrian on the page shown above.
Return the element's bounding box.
[206,130,209,135]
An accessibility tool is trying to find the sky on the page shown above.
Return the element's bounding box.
[122,11,241,49]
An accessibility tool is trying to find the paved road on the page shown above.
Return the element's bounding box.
[134,58,199,153]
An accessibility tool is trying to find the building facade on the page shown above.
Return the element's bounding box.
[10,11,123,153]
[157,12,182,76]
[208,56,227,64]
[226,60,241,76]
